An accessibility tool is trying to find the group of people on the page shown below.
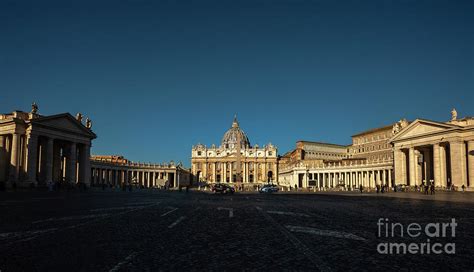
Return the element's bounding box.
[418,181,436,195]
[375,184,389,194]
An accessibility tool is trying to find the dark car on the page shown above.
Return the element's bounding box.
[211,183,235,194]
[259,184,279,193]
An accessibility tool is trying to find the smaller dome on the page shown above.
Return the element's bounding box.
[221,116,251,149]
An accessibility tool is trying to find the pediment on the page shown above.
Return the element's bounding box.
[390,119,457,142]
[32,113,96,138]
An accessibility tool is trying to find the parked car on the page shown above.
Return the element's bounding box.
[211,183,235,194]
[259,184,279,193]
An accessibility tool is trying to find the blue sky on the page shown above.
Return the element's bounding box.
[1,0,473,166]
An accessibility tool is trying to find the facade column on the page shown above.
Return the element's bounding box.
[376,170,380,187]
[25,134,39,184]
[223,163,227,183]
[213,163,217,183]
[371,171,374,187]
[66,142,77,184]
[450,141,467,187]
[382,169,386,186]
[467,141,474,188]
[388,169,392,187]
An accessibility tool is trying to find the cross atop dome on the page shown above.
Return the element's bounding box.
[232,114,239,128]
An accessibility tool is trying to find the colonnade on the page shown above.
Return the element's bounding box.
[90,167,177,188]
[0,133,90,186]
[300,168,392,189]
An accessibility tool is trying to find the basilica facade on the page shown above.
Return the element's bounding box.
[191,117,278,186]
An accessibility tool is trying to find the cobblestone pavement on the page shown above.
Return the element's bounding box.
[1,190,473,271]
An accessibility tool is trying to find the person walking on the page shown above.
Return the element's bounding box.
[359,184,363,193]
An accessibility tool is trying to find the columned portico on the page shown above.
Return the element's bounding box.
[391,116,474,190]
[0,108,96,188]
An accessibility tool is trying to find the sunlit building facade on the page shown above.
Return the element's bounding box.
[191,117,278,186]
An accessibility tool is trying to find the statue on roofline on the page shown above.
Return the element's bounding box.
[31,102,38,114]
[86,117,92,129]
[451,108,457,121]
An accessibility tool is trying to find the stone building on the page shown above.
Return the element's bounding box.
[90,155,191,188]
[0,104,96,189]
[279,122,398,190]
[390,109,474,190]
[191,117,278,186]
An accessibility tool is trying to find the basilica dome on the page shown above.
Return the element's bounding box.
[221,116,251,149]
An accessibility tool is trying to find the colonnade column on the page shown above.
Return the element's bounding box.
[433,143,441,187]
[0,135,6,182]
[450,141,467,187]
[394,148,406,185]
[409,147,416,186]
[25,134,38,184]
[440,145,447,187]
[66,142,77,183]
[424,149,432,184]
[44,138,54,184]
[468,141,474,188]
[79,144,91,186]
[9,133,21,182]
